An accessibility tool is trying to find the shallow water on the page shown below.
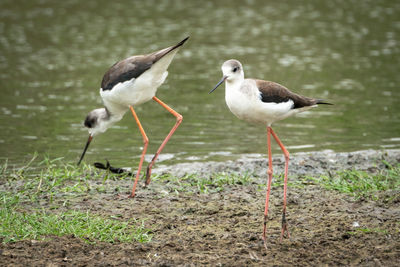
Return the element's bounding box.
[1,0,399,167]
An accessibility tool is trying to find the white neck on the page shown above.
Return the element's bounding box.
[102,98,128,117]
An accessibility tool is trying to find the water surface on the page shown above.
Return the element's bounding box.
[1,0,399,167]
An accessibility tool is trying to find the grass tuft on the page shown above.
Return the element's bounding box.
[0,208,152,244]
[0,155,151,244]
[310,162,400,199]
[347,227,389,236]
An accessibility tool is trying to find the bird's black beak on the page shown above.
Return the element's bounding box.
[77,135,93,165]
[209,76,228,94]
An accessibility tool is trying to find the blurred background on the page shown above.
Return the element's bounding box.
[1,0,399,167]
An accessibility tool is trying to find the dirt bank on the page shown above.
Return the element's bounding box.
[154,149,400,178]
[1,149,399,266]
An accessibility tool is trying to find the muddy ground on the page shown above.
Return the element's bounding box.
[1,149,400,266]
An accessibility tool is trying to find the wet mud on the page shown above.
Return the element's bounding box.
[1,149,399,266]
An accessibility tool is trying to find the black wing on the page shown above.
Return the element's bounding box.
[256,80,318,109]
[101,56,153,90]
[101,37,189,91]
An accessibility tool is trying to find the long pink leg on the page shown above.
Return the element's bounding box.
[270,127,291,241]
[129,106,149,198]
[263,126,273,248]
[144,96,183,186]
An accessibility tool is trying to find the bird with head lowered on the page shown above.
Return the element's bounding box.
[78,37,189,198]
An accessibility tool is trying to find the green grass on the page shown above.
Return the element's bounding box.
[1,155,399,244]
[310,161,400,199]
[0,155,151,244]
[1,155,130,204]
[271,173,315,189]
[347,227,389,236]
[0,207,152,243]
[0,155,253,244]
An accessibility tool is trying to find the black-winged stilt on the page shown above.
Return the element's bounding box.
[78,37,189,198]
[209,59,332,247]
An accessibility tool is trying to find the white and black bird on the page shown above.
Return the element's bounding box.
[78,37,189,198]
[209,59,332,247]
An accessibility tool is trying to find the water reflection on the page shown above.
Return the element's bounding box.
[0,0,399,168]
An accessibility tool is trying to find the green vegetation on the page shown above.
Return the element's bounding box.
[271,173,313,189]
[1,154,130,203]
[0,155,255,243]
[347,227,389,236]
[0,155,151,244]
[1,155,398,244]
[1,208,152,243]
[309,161,400,200]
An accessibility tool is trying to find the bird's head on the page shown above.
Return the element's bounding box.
[209,59,244,94]
[77,107,112,165]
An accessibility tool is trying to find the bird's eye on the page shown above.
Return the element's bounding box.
[233,67,238,73]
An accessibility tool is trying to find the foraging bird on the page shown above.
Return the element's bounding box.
[209,59,332,247]
[78,37,189,198]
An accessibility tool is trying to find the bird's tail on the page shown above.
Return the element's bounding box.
[150,37,190,72]
[154,36,189,58]
[173,36,190,49]
[316,99,333,105]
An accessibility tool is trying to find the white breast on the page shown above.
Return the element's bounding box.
[225,79,312,126]
[99,50,178,116]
